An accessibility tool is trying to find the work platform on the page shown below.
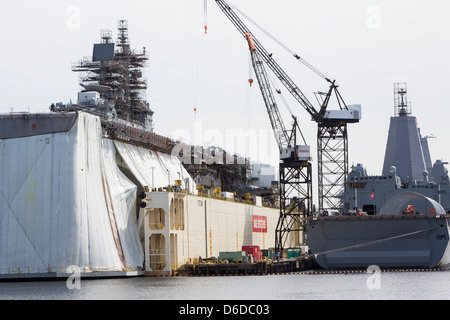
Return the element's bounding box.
[140,191,298,276]
[176,258,319,277]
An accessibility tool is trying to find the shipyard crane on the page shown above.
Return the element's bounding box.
[215,0,361,253]
[243,32,313,254]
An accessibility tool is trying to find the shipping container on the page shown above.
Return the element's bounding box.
[261,249,273,260]
[242,246,262,261]
[219,251,246,262]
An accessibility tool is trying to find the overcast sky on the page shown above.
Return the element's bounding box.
[1,0,450,175]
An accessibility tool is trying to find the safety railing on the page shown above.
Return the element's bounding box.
[3,265,143,275]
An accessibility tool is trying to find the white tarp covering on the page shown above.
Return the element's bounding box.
[114,141,196,192]
[0,112,143,275]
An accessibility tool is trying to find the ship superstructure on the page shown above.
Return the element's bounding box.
[50,20,271,198]
[342,83,450,216]
[52,20,153,131]
[307,83,450,270]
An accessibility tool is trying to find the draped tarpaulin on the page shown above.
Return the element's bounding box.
[114,141,196,192]
[0,112,144,275]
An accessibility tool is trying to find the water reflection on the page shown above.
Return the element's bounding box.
[1,271,450,300]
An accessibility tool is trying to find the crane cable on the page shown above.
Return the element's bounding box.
[190,0,200,115]
[227,0,332,83]
[265,63,308,146]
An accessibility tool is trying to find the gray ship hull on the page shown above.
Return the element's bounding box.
[307,214,450,269]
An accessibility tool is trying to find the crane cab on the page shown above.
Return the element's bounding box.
[280,145,311,162]
[323,104,362,123]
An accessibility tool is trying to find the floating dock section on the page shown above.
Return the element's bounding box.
[0,112,145,278]
[139,192,286,276]
[0,112,292,279]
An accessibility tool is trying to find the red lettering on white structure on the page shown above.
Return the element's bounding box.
[252,215,267,233]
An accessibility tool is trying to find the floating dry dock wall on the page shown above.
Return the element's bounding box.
[0,112,284,279]
[140,192,284,276]
[0,112,145,278]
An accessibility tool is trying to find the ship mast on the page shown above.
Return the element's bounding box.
[71,20,152,128]
[394,82,411,116]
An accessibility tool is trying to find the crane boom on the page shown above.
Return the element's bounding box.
[223,1,331,82]
[216,0,361,233]
[216,0,320,120]
[245,33,291,150]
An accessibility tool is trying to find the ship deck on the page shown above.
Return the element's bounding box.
[308,213,450,221]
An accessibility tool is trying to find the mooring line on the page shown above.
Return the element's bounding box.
[308,226,441,259]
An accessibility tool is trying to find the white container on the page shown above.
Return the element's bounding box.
[221,192,234,200]
[254,196,262,207]
[78,91,100,106]
[296,145,311,161]
[324,104,362,121]
[280,145,311,161]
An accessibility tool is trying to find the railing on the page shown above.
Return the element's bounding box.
[3,265,143,274]
[148,188,279,209]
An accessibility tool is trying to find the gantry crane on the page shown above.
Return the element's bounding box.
[215,0,361,254]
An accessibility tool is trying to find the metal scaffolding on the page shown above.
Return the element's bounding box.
[71,20,151,128]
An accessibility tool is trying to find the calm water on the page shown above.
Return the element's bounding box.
[1,270,449,301]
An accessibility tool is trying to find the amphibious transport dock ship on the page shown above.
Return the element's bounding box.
[307,84,450,269]
[0,21,286,279]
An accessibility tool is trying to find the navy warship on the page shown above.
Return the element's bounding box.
[307,83,450,269]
